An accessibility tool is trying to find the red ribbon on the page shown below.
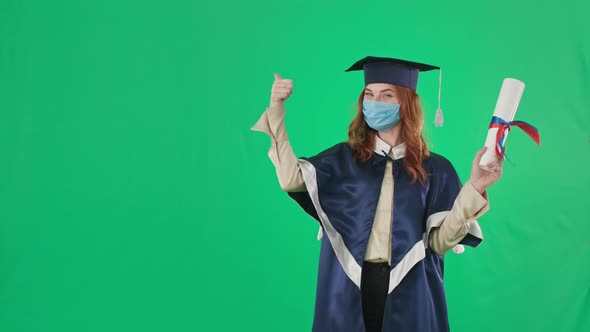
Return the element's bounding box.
[489,116,541,157]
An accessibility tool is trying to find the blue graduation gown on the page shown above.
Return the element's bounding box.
[288,142,483,332]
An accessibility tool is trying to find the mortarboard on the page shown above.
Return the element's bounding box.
[346,56,445,126]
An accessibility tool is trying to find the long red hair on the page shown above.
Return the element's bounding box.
[348,85,430,184]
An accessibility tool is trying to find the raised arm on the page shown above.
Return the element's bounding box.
[251,74,306,192]
[429,147,503,255]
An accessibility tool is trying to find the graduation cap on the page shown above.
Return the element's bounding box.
[346,56,445,127]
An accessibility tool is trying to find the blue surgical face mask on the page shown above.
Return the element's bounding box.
[362,99,401,132]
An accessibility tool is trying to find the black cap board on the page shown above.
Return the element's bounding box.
[345,56,440,91]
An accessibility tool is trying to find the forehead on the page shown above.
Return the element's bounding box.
[365,83,397,91]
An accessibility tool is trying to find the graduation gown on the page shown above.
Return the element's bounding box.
[288,142,483,332]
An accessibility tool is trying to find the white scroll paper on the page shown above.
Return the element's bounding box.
[479,78,525,170]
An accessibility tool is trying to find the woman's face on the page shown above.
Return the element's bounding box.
[363,83,400,104]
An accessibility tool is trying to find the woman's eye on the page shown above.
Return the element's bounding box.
[385,94,394,98]
[364,93,373,97]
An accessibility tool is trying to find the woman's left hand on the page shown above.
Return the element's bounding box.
[468,146,503,194]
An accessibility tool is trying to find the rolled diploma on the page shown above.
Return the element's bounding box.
[479,78,525,169]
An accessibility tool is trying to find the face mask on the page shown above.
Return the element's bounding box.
[362,99,401,132]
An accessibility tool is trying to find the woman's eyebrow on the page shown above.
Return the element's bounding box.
[364,88,395,93]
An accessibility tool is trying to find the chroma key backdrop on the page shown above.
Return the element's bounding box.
[1,0,588,331]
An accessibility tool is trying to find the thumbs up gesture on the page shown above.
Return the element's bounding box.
[270,73,293,107]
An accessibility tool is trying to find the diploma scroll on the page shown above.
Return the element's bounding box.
[479,78,525,170]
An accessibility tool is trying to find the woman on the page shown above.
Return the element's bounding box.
[252,56,503,332]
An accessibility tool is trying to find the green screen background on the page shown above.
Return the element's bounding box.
[1,0,588,331]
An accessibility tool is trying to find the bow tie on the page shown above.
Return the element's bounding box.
[372,150,400,176]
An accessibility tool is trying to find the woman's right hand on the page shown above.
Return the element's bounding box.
[270,73,293,107]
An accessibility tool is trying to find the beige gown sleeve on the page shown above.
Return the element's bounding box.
[251,104,306,192]
[429,180,490,255]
